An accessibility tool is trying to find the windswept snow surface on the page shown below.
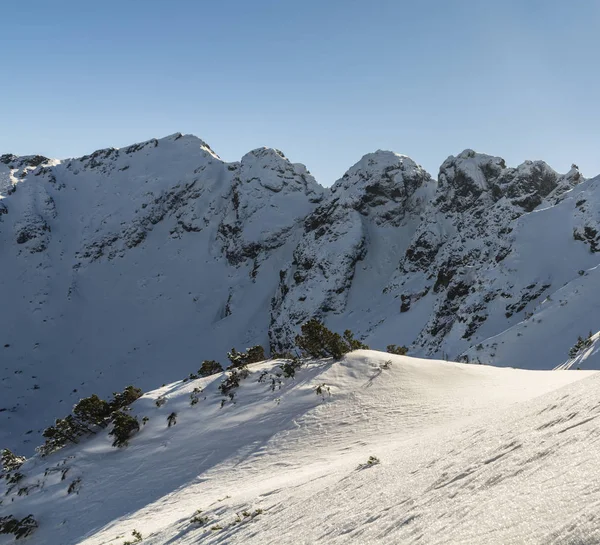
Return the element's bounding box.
[2,351,597,545]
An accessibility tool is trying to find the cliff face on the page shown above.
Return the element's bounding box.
[1,133,599,454]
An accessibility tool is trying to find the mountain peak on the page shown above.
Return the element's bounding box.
[242,147,287,161]
[331,150,433,210]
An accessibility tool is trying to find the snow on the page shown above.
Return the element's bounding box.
[2,133,600,460]
[0,135,323,456]
[2,350,597,545]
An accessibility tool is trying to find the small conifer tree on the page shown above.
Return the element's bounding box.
[227,348,246,368]
[295,319,363,359]
[219,370,242,395]
[109,386,143,412]
[199,360,223,377]
[386,344,408,355]
[109,411,139,447]
[245,345,265,364]
[73,394,111,430]
[343,330,369,351]
[227,345,265,368]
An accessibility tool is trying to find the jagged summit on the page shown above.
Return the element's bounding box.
[331,150,433,206]
[437,149,583,213]
[242,146,287,160]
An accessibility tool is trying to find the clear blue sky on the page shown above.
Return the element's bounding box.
[3,0,599,185]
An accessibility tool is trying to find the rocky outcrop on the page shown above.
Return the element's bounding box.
[269,151,435,351]
[387,151,587,356]
[217,148,324,268]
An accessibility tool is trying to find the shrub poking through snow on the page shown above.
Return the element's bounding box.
[245,345,266,364]
[226,348,245,368]
[190,387,202,406]
[155,396,167,408]
[1,449,25,477]
[220,370,241,395]
[219,365,249,399]
[381,359,392,369]
[242,508,263,519]
[569,332,594,358]
[167,412,177,427]
[123,529,142,544]
[280,357,303,379]
[0,514,38,539]
[190,509,210,525]
[109,411,139,447]
[227,345,265,369]
[6,471,24,486]
[67,477,81,494]
[357,456,380,469]
[296,319,344,359]
[386,344,408,355]
[199,360,223,377]
[315,383,331,399]
[295,319,367,360]
[37,386,143,455]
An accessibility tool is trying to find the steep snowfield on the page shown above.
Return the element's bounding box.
[2,351,596,545]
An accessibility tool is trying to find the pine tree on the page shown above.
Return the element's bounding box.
[245,345,265,364]
[219,369,242,395]
[280,357,303,378]
[227,345,265,369]
[294,319,357,359]
[343,330,369,351]
[386,344,408,355]
[199,360,223,377]
[227,348,246,368]
[73,394,111,430]
[109,411,139,447]
[109,386,143,412]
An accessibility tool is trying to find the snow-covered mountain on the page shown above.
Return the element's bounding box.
[2,351,598,545]
[2,134,600,456]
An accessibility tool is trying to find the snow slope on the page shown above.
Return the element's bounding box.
[2,134,600,456]
[1,350,597,545]
[0,135,323,455]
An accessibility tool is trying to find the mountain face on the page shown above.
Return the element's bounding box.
[1,134,599,454]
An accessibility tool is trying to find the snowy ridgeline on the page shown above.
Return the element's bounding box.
[1,351,598,545]
[1,133,600,456]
